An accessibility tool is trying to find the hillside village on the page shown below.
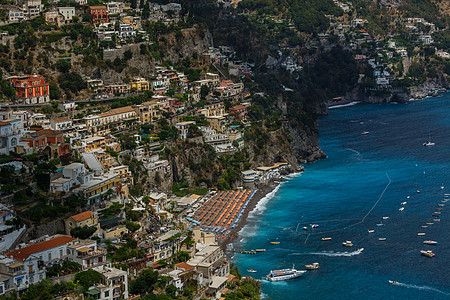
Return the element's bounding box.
[0,0,448,299]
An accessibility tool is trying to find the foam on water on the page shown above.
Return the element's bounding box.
[289,248,364,257]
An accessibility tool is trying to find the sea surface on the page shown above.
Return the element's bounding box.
[230,93,450,300]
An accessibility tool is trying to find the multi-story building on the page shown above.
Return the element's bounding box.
[187,244,230,285]
[0,119,23,155]
[197,102,226,118]
[84,106,138,133]
[130,77,150,91]
[86,266,129,300]
[106,1,124,14]
[5,235,75,290]
[57,101,77,113]
[87,6,109,25]
[57,7,75,24]
[206,115,227,133]
[21,129,69,157]
[229,104,248,120]
[50,116,73,131]
[22,0,41,19]
[104,84,130,95]
[11,75,49,104]
[9,8,26,22]
[134,101,162,123]
[66,239,107,270]
[65,211,100,236]
[175,121,195,140]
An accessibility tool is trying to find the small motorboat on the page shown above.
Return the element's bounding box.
[376,223,384,227]
[270,241,280,245]
[368,230,375,233]
[417,233,426,236]
[406,196,411,199]
[438,203,445,206]
[423,240,438,245]
[389,280,399,285]
[420,250,435,258]
[342,241,353,247]
[379,238,386,241]
[255,249,266,252]
[361,131,369,135]
[441,186,444,189]
[247,269,257,273]
[417,190,421,193]
[421,225,428,228]
[399,207,405,211]
[302,227,308,230]
[311,224,319,228]
[305,262,320,270]
[423,142,435,146]
[401,201,407,205]
[382,217,389,220]
[432,214,440,217]
[321,237,332,241]
[433,219,440,222]
[436,208,443,210]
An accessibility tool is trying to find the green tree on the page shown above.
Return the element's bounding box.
[70,226,97,239]
[56,59,71,73]
[126,221,141,232]
[130,268,159,295]
[74,270,103,290]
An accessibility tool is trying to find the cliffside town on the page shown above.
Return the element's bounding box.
[0,0,448,299]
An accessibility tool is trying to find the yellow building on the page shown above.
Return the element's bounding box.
[103,225,128,239]
[84,136,106,152]
[131,77,150,91]
[134,101,162,123]
[74,173,121,203]
[65,211,100,236]
[207,115,227,133]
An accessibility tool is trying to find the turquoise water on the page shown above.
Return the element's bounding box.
[231,93,450,299]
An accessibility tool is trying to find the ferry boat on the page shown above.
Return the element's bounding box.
[270,241,280,245]
[420,250,435,258]
[305,263,320,270]
[389,280,399,285]
[321,237,332,241]
[266,266,306,282]
[342,241,353,247]
[423,240,438,245]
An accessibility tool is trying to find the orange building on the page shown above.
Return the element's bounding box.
[11,75,50,104]
[87,6,109,25]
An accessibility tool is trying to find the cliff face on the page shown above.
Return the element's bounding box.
[288,124,326,163]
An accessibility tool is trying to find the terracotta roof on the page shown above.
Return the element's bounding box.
[98,106,136,118]
[175,262,194,272]
[52,116,70,123]
[71,211,92,222]
[0,121,10,126]
[6,236,75,261]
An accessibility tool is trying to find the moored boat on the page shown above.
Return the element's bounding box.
[401,201,407,205]
[361,131,369,135]
[368,230,375,233]
[311,224,319,228]
[302,227,308,230]
[423,240,438,245]
[420,250,435,258]
[255,249,266,252]
[379,238,386,241]
[399,207,405,211]
[266,266,306,282]
[305,263,320,270]
[382,216,389,220]
[376,223,384,227]
[270,241,280,245]
[247,269,257,273]
[417,233,426,236]
[321,237,332,241]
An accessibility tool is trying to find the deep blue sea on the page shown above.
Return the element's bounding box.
[231,93,450,300]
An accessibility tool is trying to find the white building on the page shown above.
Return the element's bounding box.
[175,121,195,140]
[0,119,24,155]
[57,7,75,24]
[23,0,42,19]
[87,265,129,300]
[50,116,73,131]
[8,8,26,22]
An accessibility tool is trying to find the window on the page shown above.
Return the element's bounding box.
[48,253,51,261]
[60,249,63,257]
[104,291,109,297]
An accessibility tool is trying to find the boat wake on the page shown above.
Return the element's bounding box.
[290,248,364,257]
[346,148,361,156]
[393,282,450,296]
[329,101,360,109]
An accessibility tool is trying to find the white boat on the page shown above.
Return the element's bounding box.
[368,230,375,233]
[247,269,257,273]
[311,224,319,228]
[389,280,399,285]
[417,233,426,236]
[441,186,444,189]
[361,131,369,135]
[266,266,306,282]
[302,227,308,230]
[399,207,405,211]
[305,262,320,270]
[379,238,386,241]
[426,222,434,225]
[406,196,410,199]
[401,202,407,205]
[321,237,332,241]
[420,250,435,258]
[433,219,440,222]
[255,249,266,252]
[342,241,353,247]
[382,217,389,220]
[423,141,435,146]
[423,240,438,245]
[421,225,428,228]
